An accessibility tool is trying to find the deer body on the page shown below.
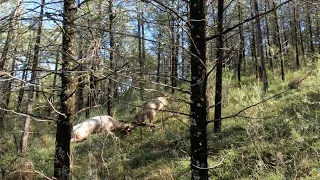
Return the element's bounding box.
[71,115,132,143]
[133,97,168,127]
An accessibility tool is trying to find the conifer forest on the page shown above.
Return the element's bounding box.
[0,0,320,179]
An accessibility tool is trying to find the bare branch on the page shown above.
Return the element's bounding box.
[207,70,314,124]
[206,0,294,41]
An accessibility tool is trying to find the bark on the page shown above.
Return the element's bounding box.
[282,8,289,54]
[76,43,84,112]
[0,0,23,132]
[171,1,178,94]
[53,0,76,178]
[251,19,258,79]
[307,11,315,56]
[265,1,273,71]
[0,19,13,70]
[16,64,28,112]
[213,0,224,134]
[164,55,168,85]
[253,0,268,93]
[107,0,115,116]
[16,33,32,112]
[86,73,94,118]
[293,2,300,69]
[273,0,285,81]
[298,21,306,58]
[156,31,161,85]
[317,18,320,53]
[48,50,59,116]
[181,29,185,77]
[20,0,45,153]
[190,0,208,178]
[137,2,144,101]
[237,2,245,88]
[175,30,179,83]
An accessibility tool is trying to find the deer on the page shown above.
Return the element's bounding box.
[133,97,168,128]
[71,115,133,143]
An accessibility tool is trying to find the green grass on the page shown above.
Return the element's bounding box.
[1,61,319,179]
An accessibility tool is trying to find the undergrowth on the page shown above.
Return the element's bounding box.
[0,61,319,179]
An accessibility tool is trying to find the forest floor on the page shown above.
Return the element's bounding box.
[0,61,319,179]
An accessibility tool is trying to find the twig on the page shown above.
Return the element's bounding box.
[0,106,55,122]
[41,88,66,118]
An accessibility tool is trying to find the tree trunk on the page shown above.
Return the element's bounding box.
[213,0,224,133]
[251,19,258,79]
[307,11,315,57]
[298,21,306,58]
[237,2,244,88]
[53,0,76,178]
[317,18,320,53]
[190,0,208,178]
[156,31,161,85]
[0,0,23,132]
[293,2,300,69]
[273,0,285,81]
[20,0,45,153]
[171,1,178,94]
[181,29,185,78]
[282,11,289,54]
[164,55,168,85]
[16,64,28,112]
[253,0,268,93]
[107,0,115,116]
[86,73,94,118]
[48,50,59,116]
[265,1,273,71]
[16,30,33,112]
[137,2,144,101]
[76,43,84,112]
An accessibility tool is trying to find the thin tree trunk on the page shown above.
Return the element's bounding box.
[137,2,144,101]
[16,64,28,112]
[175,29,179,85]
[171,1,178,94]
[54,0,76,178]
[273,0,285,81]
[293,2,300,69]
[86,73,94,118]
[282,12,289,54]
[251,20,258,79]
[237,2,244,88]
[181,29,185,78]
[317,18,320,53]
[76,43,84,112]
[48,50,59,116]
[107,0,115,116]
[213,0,224,133]
[20,0,45,153]
[265,1,273,71]
[253,0,268,93]
[156,31,161,85]
[6,1,22,105]
[16,31,33,112]
[0,0,23,132]
[190,0,208,178]
[141,10,146,82]
[298,21,306,58]
[307,11,315,57]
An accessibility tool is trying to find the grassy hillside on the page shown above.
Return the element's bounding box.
[0,62,319,179]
